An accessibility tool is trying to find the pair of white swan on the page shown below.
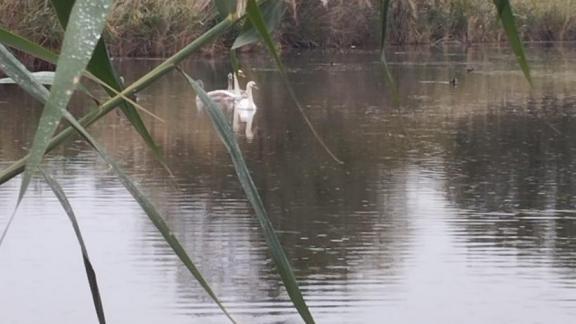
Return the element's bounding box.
[232,78,258,140]
[229,72,258,113]
[196,73,257,110]
[196,72,258,139]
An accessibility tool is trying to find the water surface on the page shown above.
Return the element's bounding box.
[1,46,576,323]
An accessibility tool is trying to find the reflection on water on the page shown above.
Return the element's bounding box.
[2,46,576,323]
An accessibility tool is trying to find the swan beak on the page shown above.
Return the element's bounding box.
[238,69,246,78]
[253,85,259,90]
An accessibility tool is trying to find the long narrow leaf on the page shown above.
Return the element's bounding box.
[492,0,532,85]
[83,73,165,123]
[61,113,237,324]
[0,45,52,103]
[378,0,399,103]
[0,71,96,99]
[379,0,391,54]
[0,27,58,64]
[41,170,106,324]
[379,61,398,104]
[232,0,284,49]
[240,0,342,164]
[0,44,53,246]
[179,70,315,324]
[0,46,236,322]
[0,43,107,323]
[215,0,237,17]
[0,29,166,135]
[229,49,242,75]
[18,0,113,206]
[49,0,170,172]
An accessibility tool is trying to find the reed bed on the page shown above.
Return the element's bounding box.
[286,0,576,47]
[1,0,575,58]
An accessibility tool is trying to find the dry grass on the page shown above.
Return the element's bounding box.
[281,0,377,48]
[0,0,218,57]
[1,0,575,58]
[384,0,576,45]
[106,0,215,57]
[286,0,576,47]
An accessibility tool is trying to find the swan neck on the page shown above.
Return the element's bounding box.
[233,73,241,95]
[246,87,254,104]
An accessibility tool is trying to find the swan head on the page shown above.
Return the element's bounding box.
[227,73,234,90]
[246,81,258,90]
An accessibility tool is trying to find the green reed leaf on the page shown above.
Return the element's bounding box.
[179,69,316,324]
[0,44,52,103]
[215,0,237,17]
[17,0,113,207]
[0,43,106,323]
[0,71,94,98]
[0,44,50,246]
[49,0,170,173]
[379,60,398,103]
[232,0,284,49]
[378,0,399,103]
[61,114,238,324]
[379,0,391,54]
[0,28,164,142]
[41,170,106,324]
[229,49,242,75]
[0,27,58,64]
[0,70,54,85]
[0,43,235,323]
[493,0,532,85]
[238,0,342,164]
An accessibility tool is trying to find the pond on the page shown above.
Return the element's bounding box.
[1,46,576,323]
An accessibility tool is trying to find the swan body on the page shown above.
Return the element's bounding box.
[235,81,258,113]
[195,89,239,112]
[232,81,258,139]
[195,75,240,111]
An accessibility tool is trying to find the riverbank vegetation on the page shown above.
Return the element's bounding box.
[1,0,575,58]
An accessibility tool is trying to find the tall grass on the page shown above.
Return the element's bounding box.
[1,0,574,59]
[0,0,219,58]
[107,0,217,56]
[384,0,576,45]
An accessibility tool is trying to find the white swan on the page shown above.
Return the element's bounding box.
[235,81,258,112]
[232,81,258,139]
[195,75,239,112]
